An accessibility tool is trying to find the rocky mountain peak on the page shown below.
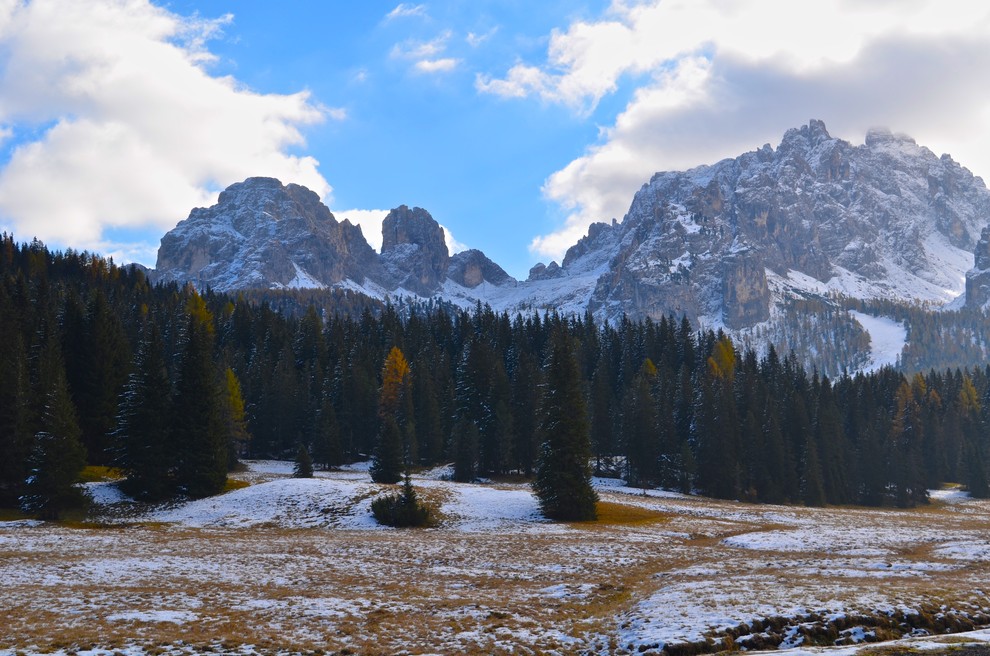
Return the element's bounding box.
[380,205,450,295]
[558,119,990,328]
[447,249,514,289]
[154,178,379,292]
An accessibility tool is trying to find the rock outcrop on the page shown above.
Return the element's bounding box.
[447,249,514,288]
[965,227,990,310]
[380,205,450,295]
[155,177,379,292]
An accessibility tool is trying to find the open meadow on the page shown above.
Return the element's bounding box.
[1,461,989,655]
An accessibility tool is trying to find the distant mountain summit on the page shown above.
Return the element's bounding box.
[155,177,379,291]
[154,121,990,332]
[154,177,513,295]
[557,119,990,327]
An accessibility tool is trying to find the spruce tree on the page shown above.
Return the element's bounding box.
[623,361,660,488]
[311,393,343,469]
[293,443,314,478]
[20,347,87,520]
[114,323,173,501]
[533,331,598,521]
[171,293,228,498]
[0,294,31,506]
[452,415,479,482]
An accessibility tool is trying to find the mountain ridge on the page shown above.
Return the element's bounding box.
[153,120,990,333]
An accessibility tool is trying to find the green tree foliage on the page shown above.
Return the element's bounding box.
[172,293,228,498]
[371,473,434,527]
[293,443,314,478]
[3,234,990,513]
[533,331,598,521]
[20,344,87,520]
[114,323,173,501]
[0,287,31,505]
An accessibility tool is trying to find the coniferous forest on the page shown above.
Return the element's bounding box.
[1,234,989,518]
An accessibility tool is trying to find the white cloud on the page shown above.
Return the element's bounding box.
[391,30,459,74]
[0,0,333,254]
[481,0,990,260]
[415,58,460,73]
[391,30,451,60]
[334,208,467,255]
[385,4,427,21]
[466,28,497,48]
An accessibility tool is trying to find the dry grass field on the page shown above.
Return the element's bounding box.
[1,462,988,655]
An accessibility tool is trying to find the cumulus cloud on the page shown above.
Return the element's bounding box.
[466,28,497,48]
[385,4,427,21]
[479,0,990,260]
[0,0,336,258]
[391,30,460,74]
[334,208,467,255]
[415,58,460,73]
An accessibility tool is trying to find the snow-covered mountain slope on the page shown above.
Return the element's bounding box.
[155,177,380,292]
[556,120,990,328]
[154,121,990,337]
[153,178,518,299]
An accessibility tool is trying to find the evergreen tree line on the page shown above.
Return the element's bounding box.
[0,237,247,513]
[1,235,989,513]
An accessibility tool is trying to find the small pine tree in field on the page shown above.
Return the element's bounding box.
[371,473,434,527]
[293,443,314,478]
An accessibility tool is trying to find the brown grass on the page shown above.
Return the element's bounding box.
[78,465,125,482]
[586,500,669,526]
[2,475,989,655]
[222,477,251,492]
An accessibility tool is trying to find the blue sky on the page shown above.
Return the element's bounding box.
[2,1,990,279]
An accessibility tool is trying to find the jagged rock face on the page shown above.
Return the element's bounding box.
[528,261,562,281]
[965,226,990,310]
[155,177,379,292]
[722,251,771,329]
[448,249,513,288]
[380,206,449,295]
[570,119,990,327]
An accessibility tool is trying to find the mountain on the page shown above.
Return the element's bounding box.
[555,120,990,328]
[155,177,380,291]
[154,178,515,297]
[155,121,990,335]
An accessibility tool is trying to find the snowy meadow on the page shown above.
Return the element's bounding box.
[1,461,989,655]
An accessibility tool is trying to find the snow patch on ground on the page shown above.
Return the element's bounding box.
[849,310,906,371]
[146,477,381,529]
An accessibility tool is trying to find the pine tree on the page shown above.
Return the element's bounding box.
[293,443,314,478]
[452,415,479,482]
[311,393,343,470]
[0,289,31,506]
[623,361,659,487]
[171,293,228,498]
[371,416,403,484]
[20,346,87,520]
[533,331,598,521]
[372,347,412,483]
[114,323,173,501]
